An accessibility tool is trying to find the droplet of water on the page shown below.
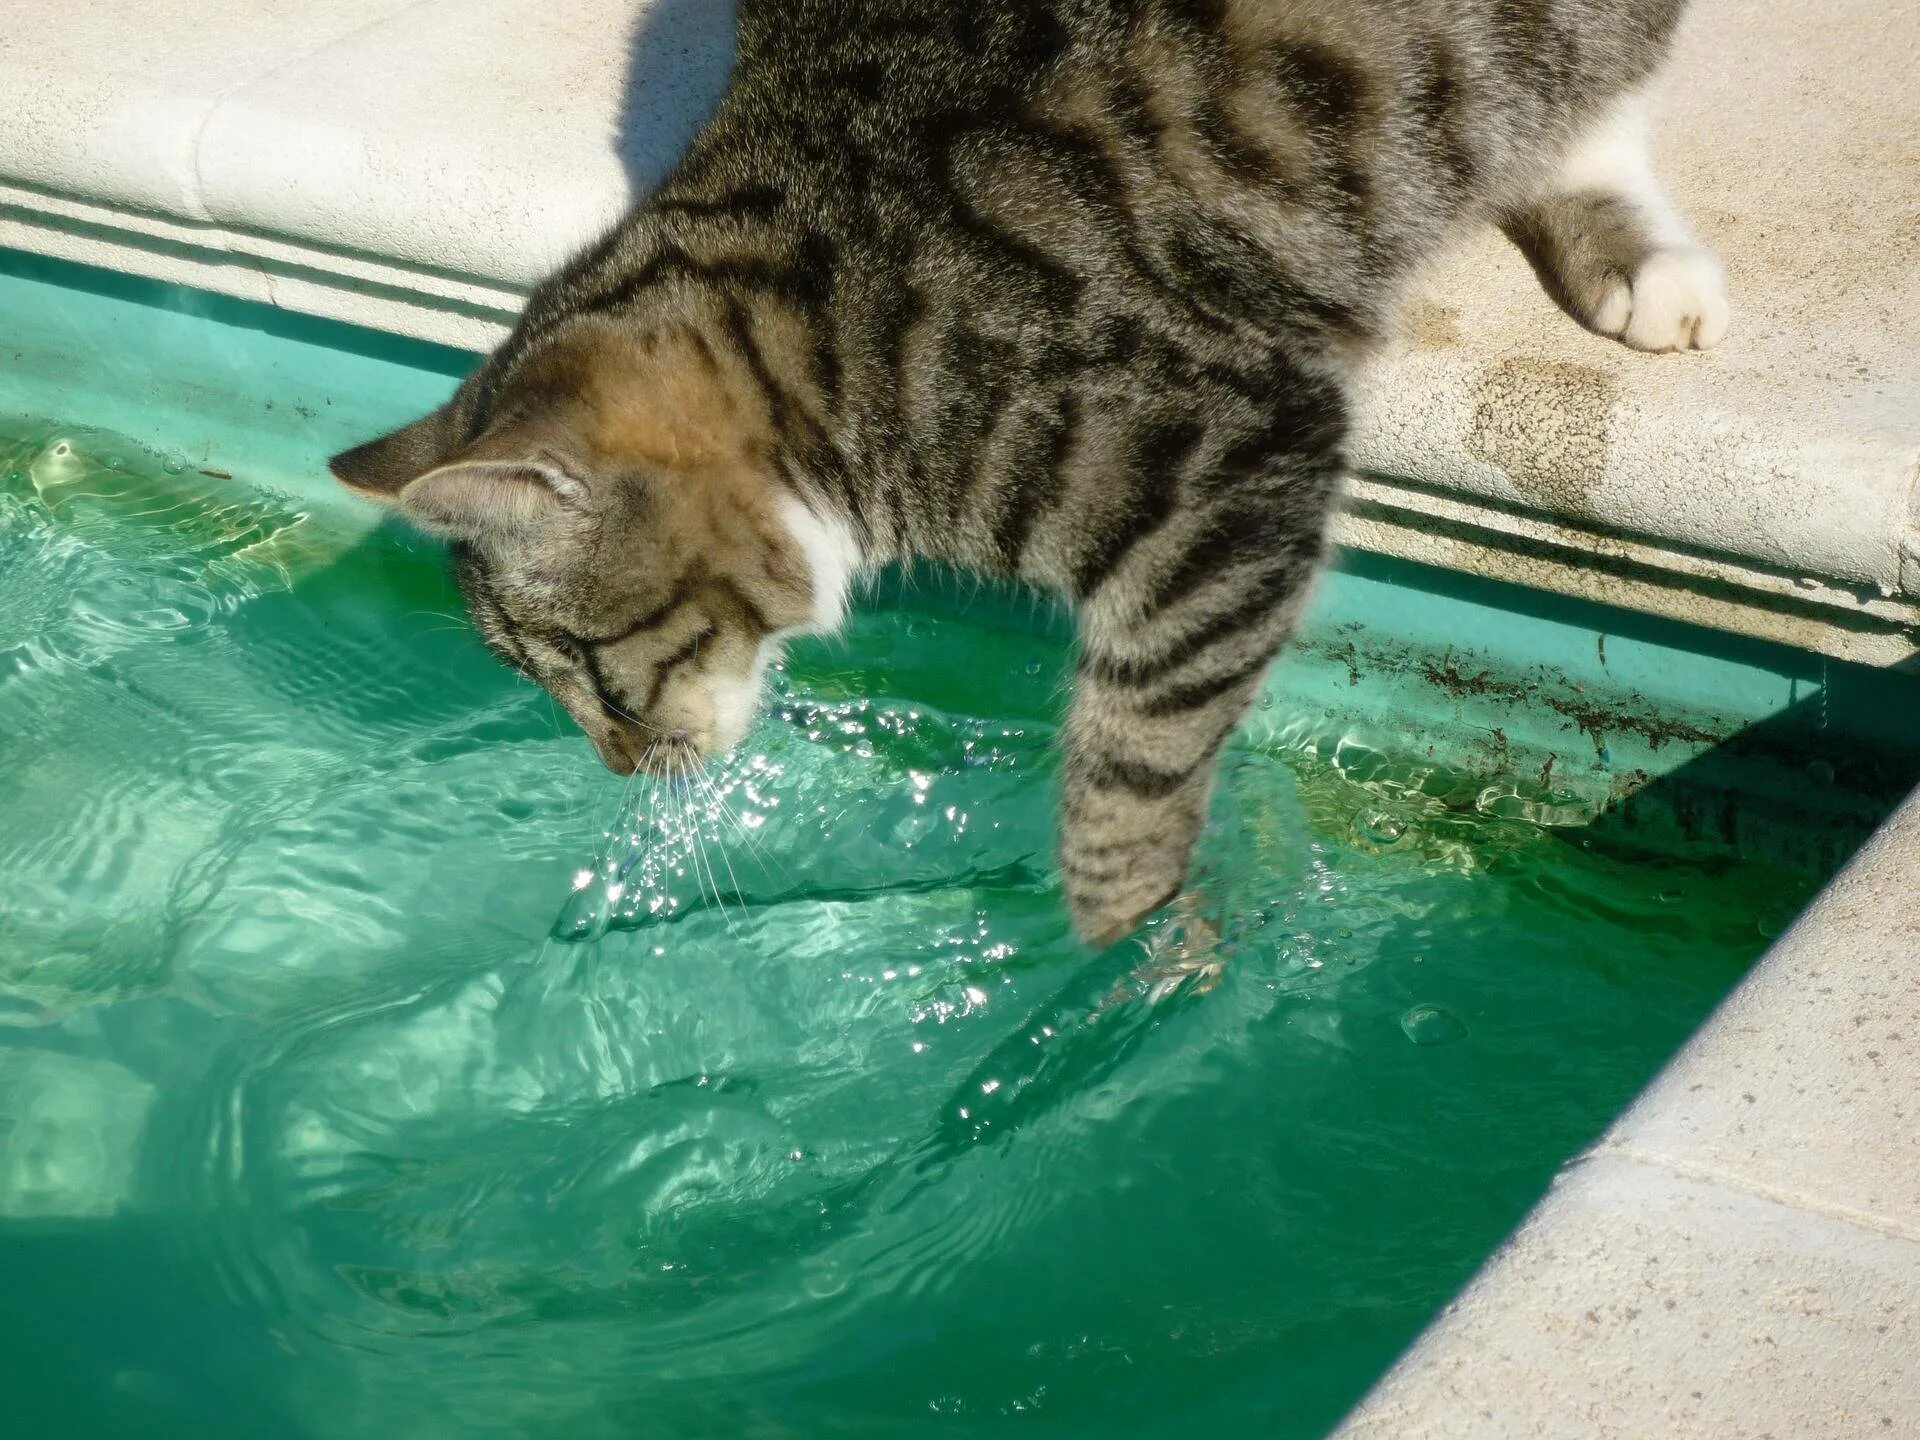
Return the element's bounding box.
[801,1261,847,1299]
[1024,659,1042,676]
[162,455,187,475]
[1806,758,1835,788]
[1400,1004,1467,1047]
[551,881,616,943]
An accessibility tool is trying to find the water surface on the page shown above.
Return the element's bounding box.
[0,423,1814,1438]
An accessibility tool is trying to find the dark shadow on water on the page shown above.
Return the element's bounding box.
[1332,545,1920,873]
[1572,685,1920,878]
[614,0,739,200]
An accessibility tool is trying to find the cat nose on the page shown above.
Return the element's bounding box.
[592,728,643,776]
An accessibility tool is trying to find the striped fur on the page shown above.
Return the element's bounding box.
[332,0,1718,945]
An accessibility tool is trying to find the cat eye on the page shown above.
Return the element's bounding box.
[543,631,589,663]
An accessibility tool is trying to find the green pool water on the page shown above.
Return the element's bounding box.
[2,408,1877,1439]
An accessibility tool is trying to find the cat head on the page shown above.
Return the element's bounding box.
[330,314,855,776]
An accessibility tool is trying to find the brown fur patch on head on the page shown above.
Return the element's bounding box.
[590,331,753,470]
[511,313,766,471]
[527,313,816,635]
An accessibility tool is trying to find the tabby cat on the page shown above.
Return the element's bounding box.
[332,0,1727,945]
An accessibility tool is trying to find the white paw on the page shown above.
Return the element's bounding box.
[1596,246,1730,353]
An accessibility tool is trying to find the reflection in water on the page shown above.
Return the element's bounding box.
[1,425,1817,1438]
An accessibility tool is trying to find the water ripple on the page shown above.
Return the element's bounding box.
[0,418,1821,1439]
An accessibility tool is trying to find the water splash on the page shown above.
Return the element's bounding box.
[547,706,1056,944]
[551,776,729,940]
[1400,1004,1469,1047]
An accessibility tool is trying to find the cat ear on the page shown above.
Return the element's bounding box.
[395,459,585,544]
[328,400,465,499]
[399,462,591,545]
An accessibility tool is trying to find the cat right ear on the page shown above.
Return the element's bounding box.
[395,459,584,544]
[328,401,464,501]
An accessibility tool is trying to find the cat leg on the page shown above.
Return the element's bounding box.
[1059,497,1327,948]
[1501,88,1729,352]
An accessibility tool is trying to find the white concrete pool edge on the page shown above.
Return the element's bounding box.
[3,0,1917,665]
[1331,780,1920,1438]
[3,0,1917,1431]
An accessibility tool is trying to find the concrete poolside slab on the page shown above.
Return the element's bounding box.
[1599,790,1920,1234]
[191,0,732,292]
[1335,1152,1920,1440]
[0,0,422,221]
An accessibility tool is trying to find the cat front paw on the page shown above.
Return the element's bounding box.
[1067,886,1176,950]
[1065,867,1183,949]
[1595,245,1730,353]
[1126,895,1226,1004]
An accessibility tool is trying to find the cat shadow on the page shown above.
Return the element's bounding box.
[613,0,740,200]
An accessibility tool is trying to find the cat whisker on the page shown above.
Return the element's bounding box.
[597,693,655,731]
[670,750,738,934]
[403,609,475,631]
[710,782,786,882]
[697,795,749,916]
[692,763,775,891]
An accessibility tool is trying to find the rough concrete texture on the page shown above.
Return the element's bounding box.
[1337,1156,1920,1440]
[0,0,421,219]
[189,0,734,289]
[1334,783,1920,1438]
[0,0,734,349]
[0,0,1914,653]
[1602,792,1920,1236]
